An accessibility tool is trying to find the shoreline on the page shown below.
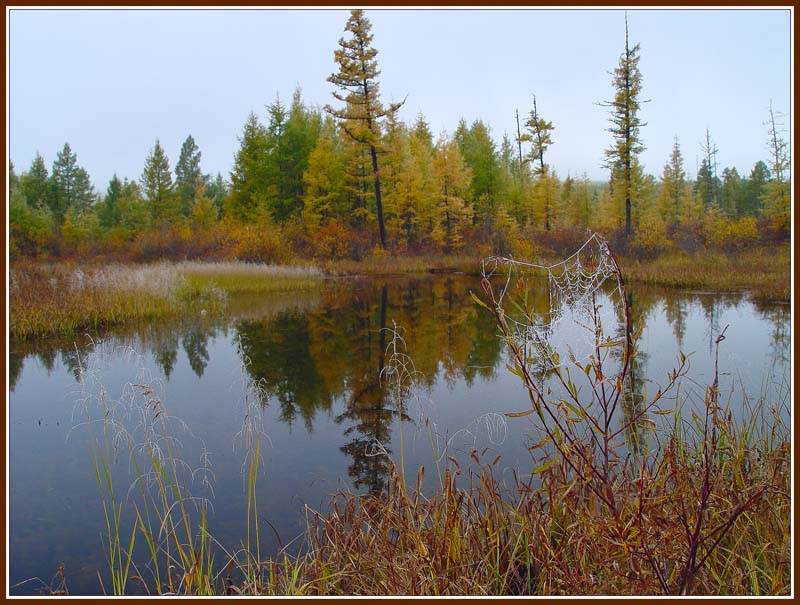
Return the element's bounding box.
[9,245,791,341]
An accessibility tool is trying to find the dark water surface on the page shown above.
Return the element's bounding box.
[8,276,790,595]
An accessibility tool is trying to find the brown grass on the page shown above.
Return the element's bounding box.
[619,246,790,302]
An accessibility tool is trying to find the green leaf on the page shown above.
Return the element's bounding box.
[561,399,583,418]
[533,458,557,474]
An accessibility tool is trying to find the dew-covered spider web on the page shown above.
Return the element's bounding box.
[481,232,627,372]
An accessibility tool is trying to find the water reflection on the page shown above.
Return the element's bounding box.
[233,278,501,492]
[8,276,790,594]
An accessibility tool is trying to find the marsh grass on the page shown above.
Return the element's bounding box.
[620,246,790,301]
[9,261,323,339]
[74,338,315,596]
[321,254,478,277]
[179,260,323,295]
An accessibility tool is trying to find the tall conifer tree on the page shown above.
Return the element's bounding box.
[141,139,177,224]
[51,142,95,221]
[602,14,646,237]
[175,135,203,217]
[326,9,403,249]
[227,112,269,222]
[20,153,51,210]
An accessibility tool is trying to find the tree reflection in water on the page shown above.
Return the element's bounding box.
[234,277,502,493]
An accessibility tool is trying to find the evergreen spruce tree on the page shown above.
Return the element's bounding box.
[522,94,556,230]
[454,119,502,227]
[141,139,178,225]
[20,152,51,210]
[601,14,647,237]
[720,167,742,218]
[326,9,404,249]
[265,89,322,221]
[205,172,229,219]
[227,112,270,222]
[51,142,95,221]
[117,179,151,232]
[99,174,123,228]
[175,135,203,217]
[742,161,770,217]
[762,101,790,234]
[658,136,686,224]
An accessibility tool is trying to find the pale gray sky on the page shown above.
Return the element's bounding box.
[8,7,792,192]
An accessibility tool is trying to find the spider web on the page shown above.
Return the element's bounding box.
[481,233,626,370]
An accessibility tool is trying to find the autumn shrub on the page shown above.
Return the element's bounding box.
[308,220,365,260]
[629,213,672,259]
[756,214,789,244]
[704,211,760,253]
[225,220,289,264]
[538,226,594,258]
[711,216,760,252]
[666,221,704,255]
[179,224,228,260]
[9,201,57,260]
[129,227,186,261]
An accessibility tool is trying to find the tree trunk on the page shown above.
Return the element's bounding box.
[369,144,387,249]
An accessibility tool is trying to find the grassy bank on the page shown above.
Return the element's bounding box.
[8,243,790,340]
[620,246,791,302]
[321,253,478,276]
[9,261,323,340]
[320,245,791,302]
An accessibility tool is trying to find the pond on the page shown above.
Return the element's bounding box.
[8,275,790,595]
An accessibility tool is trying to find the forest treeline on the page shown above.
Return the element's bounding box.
[9,10,790,264]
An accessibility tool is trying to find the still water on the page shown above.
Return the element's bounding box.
[8,276,790,595]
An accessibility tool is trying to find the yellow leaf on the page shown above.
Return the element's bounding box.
[505,409,535,418]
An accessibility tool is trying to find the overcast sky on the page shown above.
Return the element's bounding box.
[8,7,792,191]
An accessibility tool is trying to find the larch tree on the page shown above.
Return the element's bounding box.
[602,14,647,237]
[432,134,472,252]
[190,182,218,228]
[175,134,203,217]
[302,117,347,230]
[326,9,404,249]
[404,113,438,241]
